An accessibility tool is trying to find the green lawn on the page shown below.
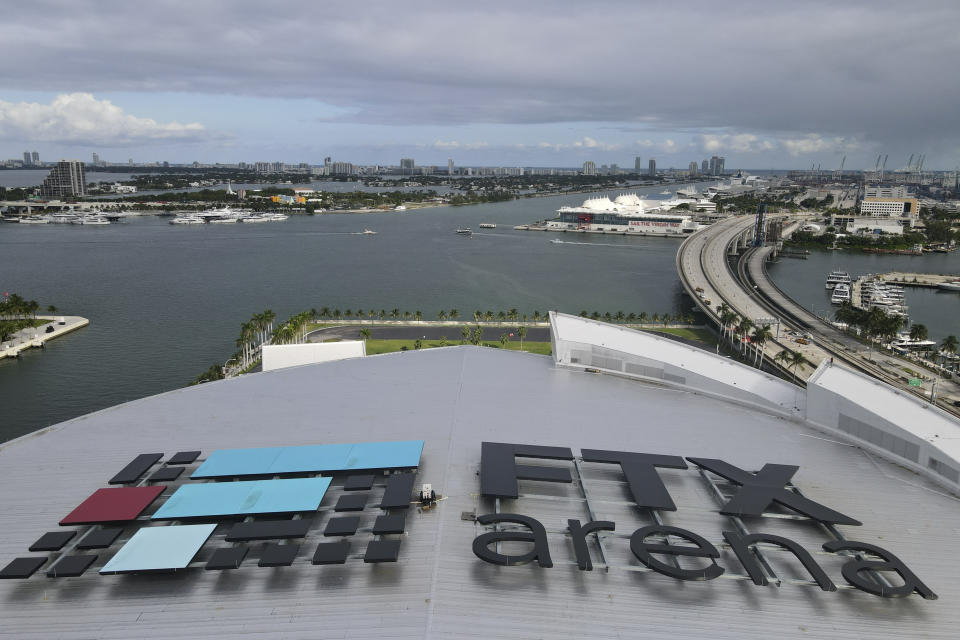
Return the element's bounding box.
[644,327,718,346]
[365,339,552,356]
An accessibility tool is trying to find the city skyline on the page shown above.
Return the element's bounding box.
[1,1,959,168]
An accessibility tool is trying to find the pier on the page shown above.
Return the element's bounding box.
[877,272,960,289]
[0,315,89,360]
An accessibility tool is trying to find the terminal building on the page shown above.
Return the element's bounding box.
[1,313,957,638]
[549,195,699,235]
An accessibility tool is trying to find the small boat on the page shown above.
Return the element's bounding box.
[939,281,960,292]
[210,217,238,224]
[550,238,564,244]
[660,190,671,195]
[456,228,472,235]
[19,217,49,225]
[361,229,377,235]
[478,223,496,229]
[170,215,205,225]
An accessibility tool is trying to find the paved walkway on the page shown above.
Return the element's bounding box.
[0,315,89,359]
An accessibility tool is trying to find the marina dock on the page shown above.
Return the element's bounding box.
[877,272,960,289]
[0,315,89,360]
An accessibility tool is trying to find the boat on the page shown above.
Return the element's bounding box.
[825,270,851,290]
[19,217,49,225]
[549,194,700,236]
[660,190,672,195]
[73,213,110,225]
[49,213,79,224]
[209,217,238,224]
[478,223,496,229]
[938,281,960,292]
[550,238,564,244]
[361,229,377,235]
[830,284,851,305]
[170,215,205,225]
[456,228,472,235]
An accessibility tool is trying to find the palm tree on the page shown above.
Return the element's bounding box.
[414,339,422,350]
[941,335,958,372]
[909,323,928,343]
[359,328,371,340]
[603,312,612,322]
[499,333,509,348]
[639,312,648,324]
[788,350,809,382]
[497,311,506,324]
[344,308,353,319]
[438,310,447,321]
[449,309,459,320]
[368,309,376,319]
[414,310,423,323]
[461,325,471,344]
[355,308,365,319]
[485,310,494,322]
[319,307,330,319]
[439,336,448,347]
[736,318,753,354]
[508,308,518,322]
[517,325,527,351]
[615,311,625,323]
[627,312,636,323]
[533,310,541,322]
[591,311,601,320]
[579,310,589,318]
[403,311,412,321]
[651,313,660,323]
[472,326,483,345]
[46,305,57,314]
[774,348,792,377]
[333,309,342,320]
[391,308,400,320]
[474,310,482,322]
[751,324,773,368]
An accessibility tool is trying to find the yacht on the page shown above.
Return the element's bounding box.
[49,212,80,224]
[938,281,960,292]
[19,217,49,225]
[478,223,496,229]
[209,217,238,224]
[361,229,377,235]
[239,214,271,223]
[825,270,851,290]
[456,228,473,235]
[830,284,851,305]
[170,215,205,225]
[73,213,110,225]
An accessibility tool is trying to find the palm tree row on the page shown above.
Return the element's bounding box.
[833,302,906,355]
[0,293,41,319]
[576,310,696,324]
[714,302,775,372]
[233,309,277,371]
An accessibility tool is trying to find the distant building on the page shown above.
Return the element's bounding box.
[331,161,356,175]
[400,158,415,175]
[648,158,656,176]
[448,159,454,175]
[634,156,643,172]
[32,151,39,165]
[583,161,596,176]
[688,161,698,175]
[92,152,100,165]
[23,151,32,166]
[864,185,910,199]
[324,157,331,168]
[702,159,709,174]
[39,160,87,198]
[128,158,134,166]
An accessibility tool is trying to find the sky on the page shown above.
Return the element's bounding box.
[1,0,958,169]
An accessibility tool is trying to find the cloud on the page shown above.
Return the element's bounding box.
[0,93,220,146]
[782,134,865,157]
[695,134,776,154]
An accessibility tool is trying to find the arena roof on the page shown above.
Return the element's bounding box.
[0,345,957,638]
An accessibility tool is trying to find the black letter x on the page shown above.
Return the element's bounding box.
[687,458,861,526]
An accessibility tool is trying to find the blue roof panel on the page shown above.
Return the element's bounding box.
[151,477,331,519]
[100,524,216,573]
[191,440,423,478]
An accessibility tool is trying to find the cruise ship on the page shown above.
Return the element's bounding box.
[548,194,700,236]
[830,283,851,305]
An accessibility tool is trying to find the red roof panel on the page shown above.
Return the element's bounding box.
[59,486,165,525]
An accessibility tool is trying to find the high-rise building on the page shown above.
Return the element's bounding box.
[702,159,709,174]
[23,151,31,166]
[648,158,656,176]
[689,161,698,175]
[128,158,134,166]
[39,160,86,198]
[92,152,100,165]
[448,159,454,175]
[634,156,643,172]
[400,158,415,175]
[709,156,725,176]
[717,156,725,175]
[32,151,39,165]
[583,161,596,175]
[324,157,331,168]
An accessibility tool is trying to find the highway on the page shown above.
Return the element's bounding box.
[677,214,960,416]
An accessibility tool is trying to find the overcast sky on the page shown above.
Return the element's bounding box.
[1,0,958,168]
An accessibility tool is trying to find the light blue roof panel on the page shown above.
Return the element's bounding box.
[151,477,331,519]
[191,440,424,478]
[100,524,216,574]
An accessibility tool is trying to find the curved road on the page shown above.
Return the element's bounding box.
[678,214,960,415]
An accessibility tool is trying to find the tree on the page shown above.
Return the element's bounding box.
[344,308,353,319]
[472,326,483,345]
[391,308,400,319]
[751,323,773,368]
[438,310,447,321]
[474,310,482,322]
[485,310,495,322]
[735,318,754,354]
[461,325,471,344]
[359,328,371,340]
[627,312,636,323]
[46,305,57,313]
[533,310,541,322]
[379,309,387,320]
[403,311,412,321]
[508,308,518,322]
[909,323,928,343]
[788,349,809,382]
[499,333,509,348]
[414,339,422,350]
[333,309,342,320]
[639,312,648,323]
[439,335,448,347]
[414,310,423,323]
[497,310,506,324]
[615,311,625,323]
[603,312,612,322]
[651,313,660,323]
[579,310,589,318]
[517,325,527,351]
[449,309,460,320]
[941,335,959,372]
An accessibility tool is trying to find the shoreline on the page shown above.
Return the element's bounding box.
[0,315,89,360]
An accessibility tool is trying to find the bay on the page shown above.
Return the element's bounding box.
[0,188,691,441]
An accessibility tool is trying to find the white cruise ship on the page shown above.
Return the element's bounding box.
[825,270,851,290]
[549,194,699,236]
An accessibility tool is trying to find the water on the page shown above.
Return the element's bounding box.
[767,250,960,343]
[0,188,692,441]
[0,170,138,188]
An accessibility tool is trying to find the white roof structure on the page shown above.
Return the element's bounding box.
[1,330,958,638]
[261,341,365,372]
